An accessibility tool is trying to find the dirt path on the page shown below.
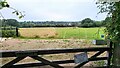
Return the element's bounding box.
[0,38,97,50]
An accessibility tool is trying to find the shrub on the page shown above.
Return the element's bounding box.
[0,30,17,37]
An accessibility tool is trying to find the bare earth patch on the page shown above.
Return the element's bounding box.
[0,38,107,68]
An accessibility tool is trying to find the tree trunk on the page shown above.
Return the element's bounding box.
[113,41,120,68]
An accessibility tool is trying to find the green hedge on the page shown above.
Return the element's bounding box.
[0,30,17,37]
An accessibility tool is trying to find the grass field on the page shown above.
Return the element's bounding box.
[19,27,105,39]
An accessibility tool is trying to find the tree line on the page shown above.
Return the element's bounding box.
[0,17,111,28]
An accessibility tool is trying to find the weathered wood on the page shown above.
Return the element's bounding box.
[1,56,26,68]
[7,60,74,67]
[30,56,64,68]
[5,57,107,68]
[91,51,105,58]
[16,27,19,37]
[0,47,110,58]
[107,41,113,67]
[15,50,38,57]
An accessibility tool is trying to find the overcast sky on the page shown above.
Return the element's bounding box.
[0,0,107,21]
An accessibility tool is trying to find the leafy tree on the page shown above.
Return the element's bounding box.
[97,1,120,67]
[81,18,95,27]
[95,21,103,27]
[0,19,19,27]
[5,19,19,27]
[103,17,112,27]
[97,1,120,41]
[81,18,94,24]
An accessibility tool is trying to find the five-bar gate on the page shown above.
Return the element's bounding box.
[0,41,112,68]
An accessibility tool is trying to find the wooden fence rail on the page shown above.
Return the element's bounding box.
[0,41,112,68]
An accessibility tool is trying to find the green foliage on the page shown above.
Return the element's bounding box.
[18,20,105,28]
[80,18,105,27]
[11,10,25,19]
[0,0,24,19]
[0,19,19,27]
[0,27,19,37]
[97,1,120,41]
[81,18,94,24]
[108,2,120,41]
[94,60,106,66]
[0,18,105,28]
[81,18,95,27]
[97,1,120,66]
[102,17,112,26]
[0,0,9,8]
[0,30,17,37]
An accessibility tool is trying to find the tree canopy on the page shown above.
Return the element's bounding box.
[97,1,120,66]
[81,18,95,27]
[97,1,120,41]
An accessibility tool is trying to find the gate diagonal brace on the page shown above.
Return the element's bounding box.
[1,56,27,68]
[30,56,64,68]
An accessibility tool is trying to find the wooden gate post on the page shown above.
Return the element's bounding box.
[16,27,19,37]
[107,39,112,67]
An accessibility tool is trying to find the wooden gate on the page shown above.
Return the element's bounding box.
[0,41,112,68]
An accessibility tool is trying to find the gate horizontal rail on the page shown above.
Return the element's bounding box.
[0,47,110,57]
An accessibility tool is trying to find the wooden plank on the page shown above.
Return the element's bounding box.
[16,27,19,37]
[1,56,26,68]
[8,60,74,67]
[15,51,38,57]
[0,47,110,58]
[30,56,64,68]
[91,51,105,58]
